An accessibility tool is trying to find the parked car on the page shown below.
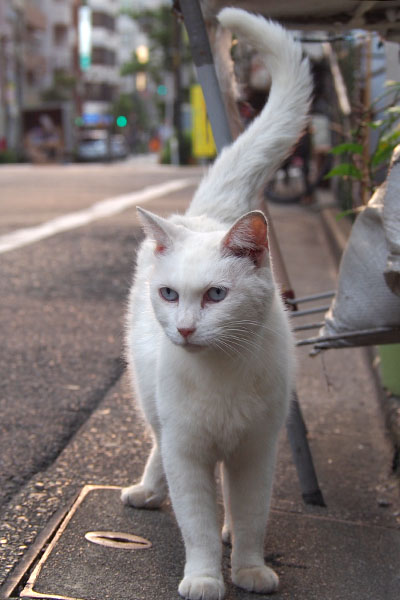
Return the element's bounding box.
[77,130,129,162]
[111,135,129,160]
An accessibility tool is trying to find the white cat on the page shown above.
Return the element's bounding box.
[122,8,312,600]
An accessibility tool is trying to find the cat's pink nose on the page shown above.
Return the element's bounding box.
[178,327,196,339]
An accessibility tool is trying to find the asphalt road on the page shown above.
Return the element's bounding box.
[0,157,202,510]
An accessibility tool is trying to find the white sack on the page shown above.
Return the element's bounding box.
[322,144,400,339]
[383,145,400,295]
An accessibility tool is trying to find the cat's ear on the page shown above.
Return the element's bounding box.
[222,211,269,267]
[136,207,179,254]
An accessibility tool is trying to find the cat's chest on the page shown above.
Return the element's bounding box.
[157,355,271,452]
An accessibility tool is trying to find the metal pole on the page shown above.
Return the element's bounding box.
[172,14,183,164]
[178,0,232,153]
[287,393,326,506]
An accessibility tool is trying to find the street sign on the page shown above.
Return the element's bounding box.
[79,6,92,71]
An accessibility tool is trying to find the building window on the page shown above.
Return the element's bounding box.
[91,46,116,66]
[26,70,37,87]
[85,83,115,101]
[53,24,68,46]
[92,12,115,31]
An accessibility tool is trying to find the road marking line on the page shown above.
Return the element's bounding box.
[0,178,197,254]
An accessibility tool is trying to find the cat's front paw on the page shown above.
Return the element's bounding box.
[232,565,279,594]
[178,575,225,600]
[121,484,166,509]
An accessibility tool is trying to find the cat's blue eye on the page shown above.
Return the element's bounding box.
[159,287,179,302]
[206,287,227,302]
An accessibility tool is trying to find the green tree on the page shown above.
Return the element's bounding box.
[41,70,76,103]
[120,3,193,162]
[326,81,400,203]
[112,92,151,152]
[121,4,191,77]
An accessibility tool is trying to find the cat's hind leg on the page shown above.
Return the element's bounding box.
[121,439,168,509]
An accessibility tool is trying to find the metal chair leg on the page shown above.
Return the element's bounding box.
[286,392,326,506]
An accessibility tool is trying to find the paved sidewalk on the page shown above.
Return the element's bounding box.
[1,187,399,599]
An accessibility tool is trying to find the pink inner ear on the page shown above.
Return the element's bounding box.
[155,243,167,255]
[250,214,269,250]
[223,212,269,266]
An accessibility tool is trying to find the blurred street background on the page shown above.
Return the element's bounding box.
[0,0,399,189]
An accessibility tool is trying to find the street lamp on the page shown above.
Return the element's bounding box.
[136,44,149,65]
[135,45,149,93]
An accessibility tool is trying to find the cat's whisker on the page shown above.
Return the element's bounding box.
[233,319,288,335]
[219,325,273,350]
[225,330,269,355]
[228,337,264,359]
[224,322,287,341]
[215,333,243,356]
[218,333,264,362]
[222,320,279,334]
[216,334,243,357]
[210,338,236,359]
[225,341,261,364]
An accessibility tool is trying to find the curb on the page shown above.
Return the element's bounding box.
[319,201,400,474]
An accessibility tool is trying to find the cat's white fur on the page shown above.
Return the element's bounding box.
[122,8,312,600]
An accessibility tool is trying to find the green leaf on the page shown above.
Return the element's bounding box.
[368,119,384,129]
[324,163,363,180]
[330,142,364,156]
[371,143,397,168]
[387,106,400,115]
[335,206,364,221]
[385,80,400,89]
[381,129,400,144]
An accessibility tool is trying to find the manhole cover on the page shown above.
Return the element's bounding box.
[13,484,183,600]
[85,530,152,549]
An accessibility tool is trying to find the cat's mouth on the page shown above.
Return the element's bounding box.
[175,338,206,352]
[182,341,205,353]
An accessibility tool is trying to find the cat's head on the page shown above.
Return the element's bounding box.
[137,207,275,354]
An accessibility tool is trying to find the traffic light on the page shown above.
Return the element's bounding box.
[157,85,167,97]
[116,116,128,127]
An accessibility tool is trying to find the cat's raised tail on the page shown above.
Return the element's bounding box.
[187,8,313,225]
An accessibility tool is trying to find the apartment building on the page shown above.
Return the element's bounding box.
[39,0,75,92]
[0,0,163,151]
[0,0,47,150]
[81,0,146,119]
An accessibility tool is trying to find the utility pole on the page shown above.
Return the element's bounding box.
[172,13,183,164]
[73,0,83,119]
[0,33,9,149]
[13,0,25,158]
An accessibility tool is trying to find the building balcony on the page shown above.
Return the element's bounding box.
[51,46,73,71]
[48,1,73,26]
[91,28,118,50]
[88,0,118,17]
[84,64,120,86]
[25,0,46,30]
[23,51,47,76]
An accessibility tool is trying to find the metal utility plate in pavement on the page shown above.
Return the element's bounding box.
[17,485,184,600]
